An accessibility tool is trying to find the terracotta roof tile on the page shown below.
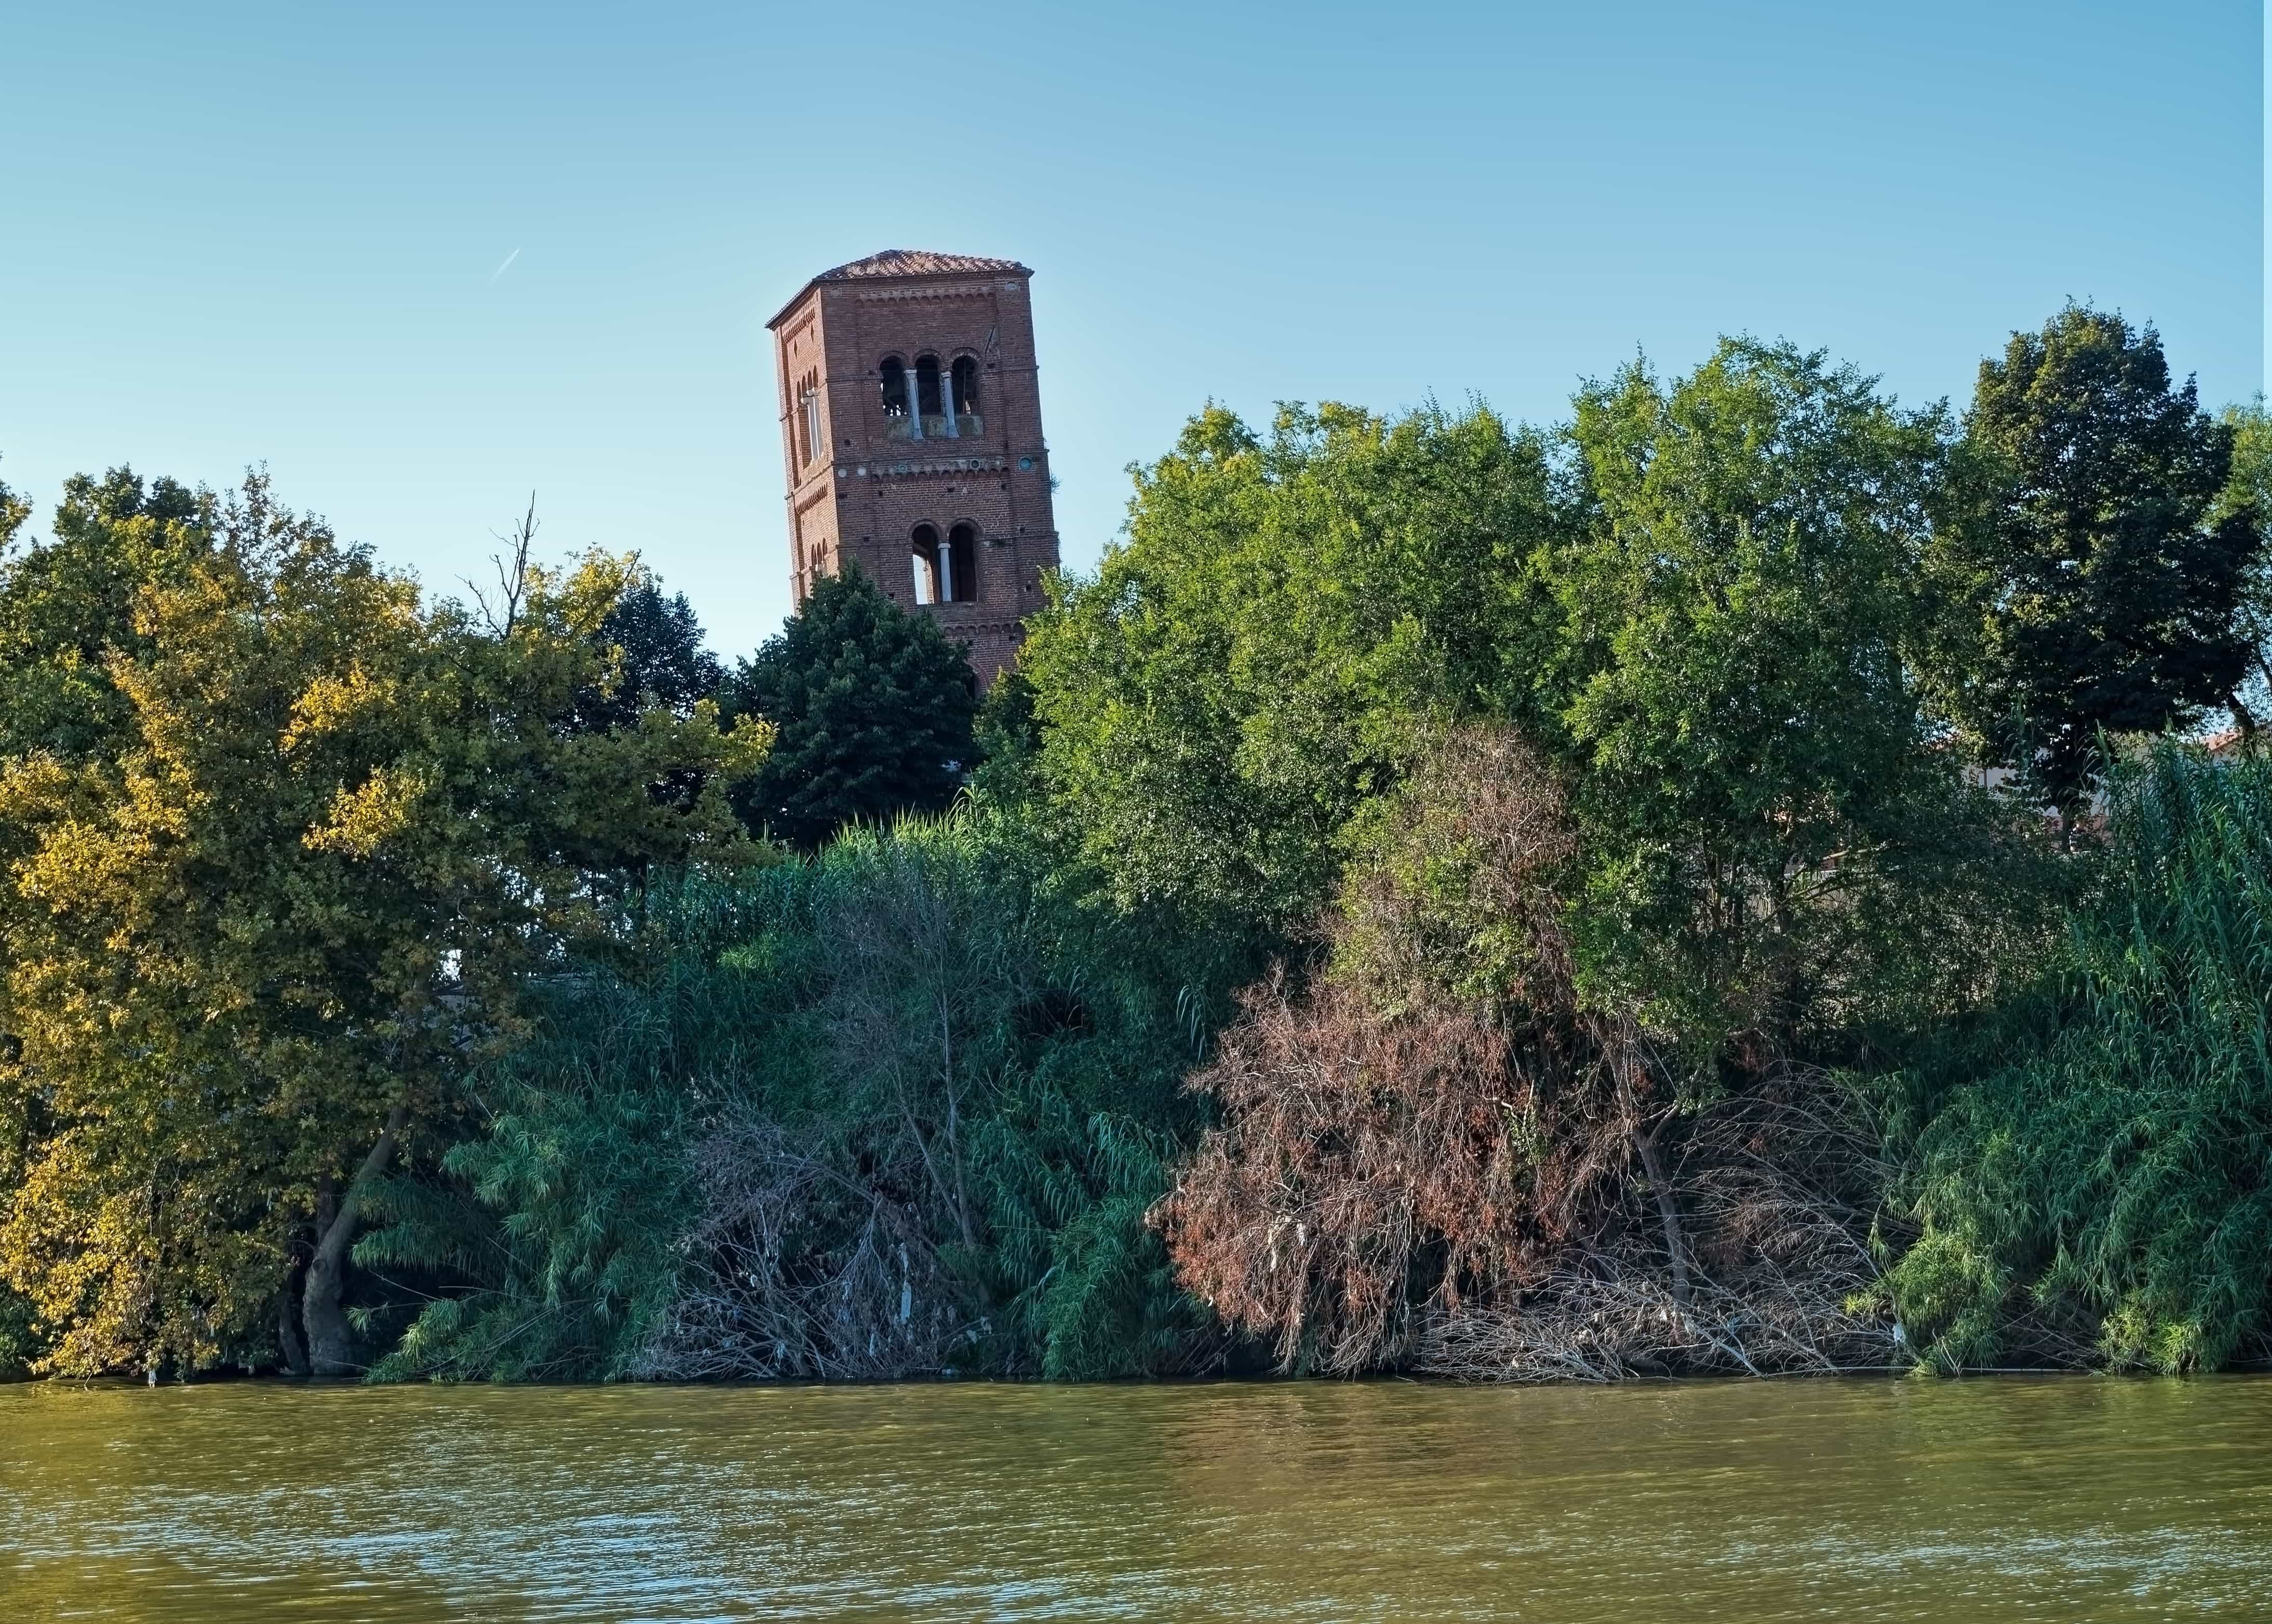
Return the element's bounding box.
[818,250,1030,281]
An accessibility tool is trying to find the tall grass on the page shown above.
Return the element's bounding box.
[356,956,767,1381]
[1887,742,2272,1372]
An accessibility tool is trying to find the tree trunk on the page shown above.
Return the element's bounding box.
[302,1105,407,1377]
[2228,694,2261,744]
[277,1255,310,1377]
[1630,1125,1692,1308]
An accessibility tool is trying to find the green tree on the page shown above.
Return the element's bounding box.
[721,566,976,849]
[572,571,724,734]
[1553,339,2039,1060]
[0,471,769,1378]
[2213,397,2272,719]
[1932,305,2262,821]
[1019,401,1565,931]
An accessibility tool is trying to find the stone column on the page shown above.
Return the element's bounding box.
[903,364,922,441]
[939,360,959,438]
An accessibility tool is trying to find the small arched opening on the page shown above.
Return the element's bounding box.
[880,357,915,440]
[950,356,980,427]
[946,522,978,602]
[913,354,945,425]
[911,523,943,605]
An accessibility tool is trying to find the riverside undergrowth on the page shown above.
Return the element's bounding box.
[364,813,1257,1382]
[1885,743,2272,1374]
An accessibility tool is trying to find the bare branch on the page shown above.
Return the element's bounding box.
[464,492,539,637]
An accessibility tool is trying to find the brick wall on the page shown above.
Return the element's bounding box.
[767,252,1060,686]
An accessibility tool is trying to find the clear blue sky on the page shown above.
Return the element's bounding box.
[2,2,2261,658]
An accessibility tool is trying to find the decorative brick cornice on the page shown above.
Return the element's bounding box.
[843,455,1013,480]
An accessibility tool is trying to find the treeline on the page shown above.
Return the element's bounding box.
[2,304,2268,1382]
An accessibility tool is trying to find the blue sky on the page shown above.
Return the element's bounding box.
[2,2,2261,658]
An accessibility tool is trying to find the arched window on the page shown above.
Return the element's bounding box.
[946,522,978,602]
[911,523,943,605]
[913,354,944,422]
[799,372,823,466]
[880,357,911,426]
[950,356,980,424]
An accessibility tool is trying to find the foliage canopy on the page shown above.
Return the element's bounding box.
[0,473,767,1376]
[1931,305,2262,816]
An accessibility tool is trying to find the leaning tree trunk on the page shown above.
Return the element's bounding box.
[1630,1123,1692,1308]
[302,1105,407,1377]
[1611,1043,1691,1309]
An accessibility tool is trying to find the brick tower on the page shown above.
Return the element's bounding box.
[765,250,1060,684]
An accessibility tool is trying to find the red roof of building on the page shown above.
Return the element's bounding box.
[768,251,1031,327]
[821,250,1028,280]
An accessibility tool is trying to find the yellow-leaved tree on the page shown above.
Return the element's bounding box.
[0,472,770,1376]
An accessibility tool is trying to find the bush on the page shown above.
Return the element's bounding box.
[0,1286,37,1379]
[646,815,1231,1380]
[1158,728,1897,1378]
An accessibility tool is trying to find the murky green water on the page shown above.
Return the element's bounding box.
[3,1377,2268,1620]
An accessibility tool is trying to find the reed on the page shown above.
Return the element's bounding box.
[1888,741,2272,1372]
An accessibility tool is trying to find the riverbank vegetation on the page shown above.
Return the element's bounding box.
[2,304,2268,1382]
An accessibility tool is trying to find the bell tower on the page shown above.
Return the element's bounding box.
[765,250,1061,684]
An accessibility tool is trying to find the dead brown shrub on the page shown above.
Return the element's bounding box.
[1154,971,1640,1373]
[1414,1073,1896,1380]
[1153,726,1897,1378]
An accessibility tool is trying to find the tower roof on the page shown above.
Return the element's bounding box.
[767,250,1031,328]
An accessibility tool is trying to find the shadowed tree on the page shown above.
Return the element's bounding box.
[721,566,977,849]
[1930,305,2262,824]
[572,573,725,734]
[2212,398,2272,723]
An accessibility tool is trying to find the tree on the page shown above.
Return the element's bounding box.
[1018,401,1565,931]
[1553,339,2036,1059]
[0,472,770,1377]
[1154,347,2054,1380]
[2213,398,2272,720]
[1932,305,2262,822]
[572,571,725,735]
[721,566,976,849]
[0,466,206,763]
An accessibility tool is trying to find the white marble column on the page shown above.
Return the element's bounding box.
[939,360,959,438]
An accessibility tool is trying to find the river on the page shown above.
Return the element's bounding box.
[3,1376,2267,1620]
